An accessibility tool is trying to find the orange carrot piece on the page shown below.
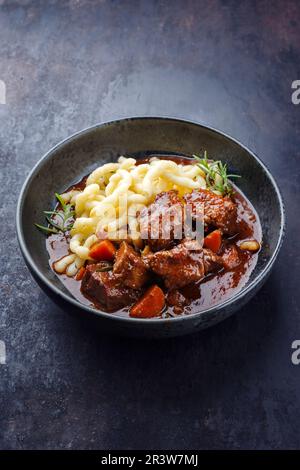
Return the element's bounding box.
[89,240,116,261]
[203,229,222,253]
[75,266,86,281]
[130,285,165,318]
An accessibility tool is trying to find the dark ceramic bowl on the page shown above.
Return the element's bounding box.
[16,117,285,338]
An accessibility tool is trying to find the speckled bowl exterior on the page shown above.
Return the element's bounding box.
[16,117,285,338]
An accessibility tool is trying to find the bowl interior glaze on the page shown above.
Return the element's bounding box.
[17,118,285,337]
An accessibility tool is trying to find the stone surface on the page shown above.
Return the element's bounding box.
[0,0,299,450]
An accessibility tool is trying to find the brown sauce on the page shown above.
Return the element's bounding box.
[46,155,262,318]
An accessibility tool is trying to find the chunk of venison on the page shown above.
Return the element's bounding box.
[221,244,242,270]
[203,248,225,273]
[81,264,140,310]
[166,289,189,315]
[139,190,184,251]
[148,239,205,289]
[148,239,224,289]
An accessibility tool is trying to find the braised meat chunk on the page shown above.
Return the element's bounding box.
[221,244,242,270]
[148,239,205,289]
[81,264,140,310]
[139,190,184,252]
[113,241,149,289]
[184,189,238,235]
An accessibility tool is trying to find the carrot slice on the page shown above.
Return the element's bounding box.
[75,266,86,281]
[89,240,116,261]
[130,285,165,318]
[203,229,222,253]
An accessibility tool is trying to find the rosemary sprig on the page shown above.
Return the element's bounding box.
[34,223,60,235]
[193,151,241,196]
[35,193,75,235]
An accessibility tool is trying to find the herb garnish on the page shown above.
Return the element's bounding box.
[35,193,75,235]
[193,151,241,196]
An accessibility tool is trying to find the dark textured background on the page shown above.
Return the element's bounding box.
[0,0,299,450]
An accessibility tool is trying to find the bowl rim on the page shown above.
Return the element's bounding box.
[16,116,286,325]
